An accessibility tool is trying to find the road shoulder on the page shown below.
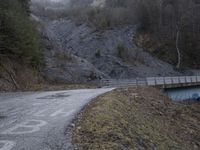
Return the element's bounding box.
[72,87,200,150]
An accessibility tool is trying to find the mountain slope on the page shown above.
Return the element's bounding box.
[30,0,200,83]
[42,19,180,80]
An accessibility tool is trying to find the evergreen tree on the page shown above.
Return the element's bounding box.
[0,0,43,68]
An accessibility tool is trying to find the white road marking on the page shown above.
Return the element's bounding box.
[50,109,75,117]
[25,108,38,116]
[0,88,114,150]
[1,120,47,135]
[0,120,16,129]
[0,140,16,150]
[32,103,42,106]
[34,110,48,117]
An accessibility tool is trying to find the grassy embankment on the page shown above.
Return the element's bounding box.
[73,87,200,150]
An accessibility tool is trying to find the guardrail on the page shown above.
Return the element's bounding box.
[101,76,200,88]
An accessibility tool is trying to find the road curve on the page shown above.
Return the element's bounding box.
[0,88,114,150]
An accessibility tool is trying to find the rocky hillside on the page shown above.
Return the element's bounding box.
[31,0,184,84]
[43,19,180,80]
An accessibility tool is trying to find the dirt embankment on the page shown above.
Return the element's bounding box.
[73,87,200,150]
[0,59,42,91]
[0,59,97,92]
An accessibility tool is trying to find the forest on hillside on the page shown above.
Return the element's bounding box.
[0,0,44,91]
[32,0,200,69]
[67,0,200,69]
[0,0,43,68]
[1,0,200,69]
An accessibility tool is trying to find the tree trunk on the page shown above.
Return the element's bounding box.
[176,27,181,69]
[0,64,20,90]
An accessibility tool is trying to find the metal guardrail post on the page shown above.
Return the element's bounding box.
[136,78,138,87]
[171,77,173,85]
[178,77,181,84]
[163,77,165,85]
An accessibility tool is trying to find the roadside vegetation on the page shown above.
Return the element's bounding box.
[0,0,43,67]
[117,43,141,65]
[0,0,44,91]
[73,87,200,150]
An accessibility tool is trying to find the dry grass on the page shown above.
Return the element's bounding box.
[0,60,42,91]
[73,87,200,150]
[0,59,98,92]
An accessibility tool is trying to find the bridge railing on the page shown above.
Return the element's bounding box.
[101,78,147,87]
[147,76,200,86]
[101,76,200,87]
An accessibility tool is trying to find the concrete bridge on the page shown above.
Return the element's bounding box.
[101,76,200,88]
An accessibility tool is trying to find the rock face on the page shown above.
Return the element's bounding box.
[40,18,180,83]
[43,51,107,83]
[31,0,181,84]
[41,19,107,83]
[91,0,106,7]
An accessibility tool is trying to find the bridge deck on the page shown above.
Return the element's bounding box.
[101,76,200,88]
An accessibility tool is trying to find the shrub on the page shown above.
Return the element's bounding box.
[117,43,126,58]
[95,49,101,58]
[55,52,73,62]
[66,0,136,29]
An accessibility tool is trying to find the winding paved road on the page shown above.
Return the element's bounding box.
[0,88,113,150]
